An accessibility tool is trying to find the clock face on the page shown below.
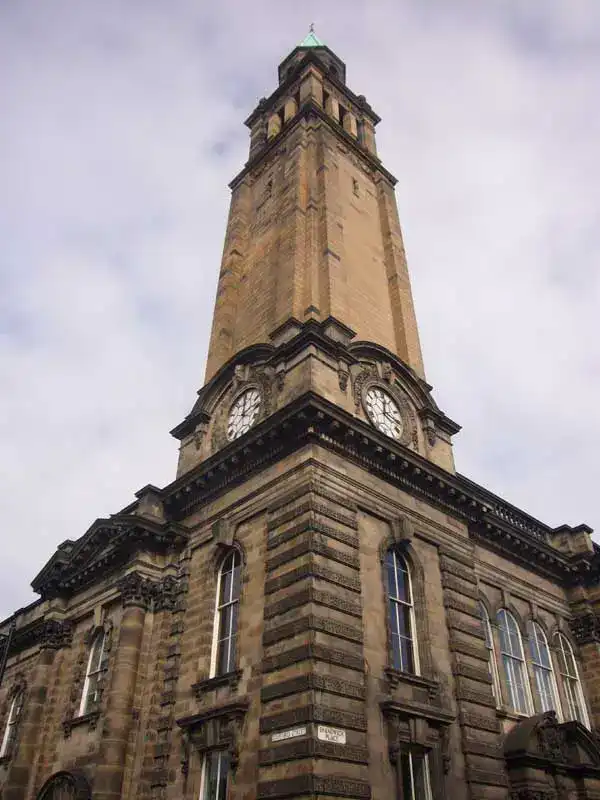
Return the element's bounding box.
[227,388,262,441]
[365,387,404,440]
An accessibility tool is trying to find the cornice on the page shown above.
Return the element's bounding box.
[162,392,586,586]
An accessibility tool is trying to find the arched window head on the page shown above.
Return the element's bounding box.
[528,621,561,716]
[385,548,418,674]
[554,633,589,727]
[479,602,501,705]
[0,689,24,758]
[497,609,532,715]
[211,549,242,678]
[79,629,106,716]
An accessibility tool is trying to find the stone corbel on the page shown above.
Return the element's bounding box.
[338,361,350,392]
[212,518,234,550]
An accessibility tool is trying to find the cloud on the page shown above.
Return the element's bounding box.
[1,0,599,617]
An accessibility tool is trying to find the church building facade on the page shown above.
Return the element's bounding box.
[2,32,600,800]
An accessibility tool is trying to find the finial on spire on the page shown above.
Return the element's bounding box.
[299,25,325,48]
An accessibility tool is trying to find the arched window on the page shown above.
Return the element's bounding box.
[385,549,418,674]
[0,689,23,757]
[79,630,106,716]
[528,621,561,715]
[554,633,589,726]
[200,750,230,800]
[479,602,501,704]
[497,609,532,715]
[211,550,242,677]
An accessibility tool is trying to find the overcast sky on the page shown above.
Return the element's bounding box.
[1,1,599,618]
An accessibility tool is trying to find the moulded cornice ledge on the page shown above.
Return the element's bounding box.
[380,697,455,727]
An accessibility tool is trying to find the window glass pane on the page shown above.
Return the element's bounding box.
[232,559,241,601]
[217,637,229,677]
[400,752,412,800]
[412,754,431,800]
[204,751,230,800]
[220,566,232,606]
[217,752,230,800]
[218,604,232,643]
[391,633,402,671]
[396,605,411,638]
[400,636,414,674]
[497,611,510,653]
[389,600,400,636]
[563,640,577,676]
[386,555,398,599]
[89,633,105,673]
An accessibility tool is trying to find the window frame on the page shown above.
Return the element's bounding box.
[479,602,502,706]
[0,689,24,758]
[497,609,534,715]
[554,632,589,727]
[527,620,561,717]
[385,548,419,675]
[199,749,230,800]
[78,629,106,717]
[397,750,433,800]
[209,549,242,679]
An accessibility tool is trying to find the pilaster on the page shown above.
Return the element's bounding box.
[93,573,155,800]
[3,620,72,800]
[257,481,370,799]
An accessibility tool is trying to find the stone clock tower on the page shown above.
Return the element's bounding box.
[2,30,600,800]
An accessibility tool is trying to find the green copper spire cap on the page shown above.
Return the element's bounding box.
[299,25,325,48]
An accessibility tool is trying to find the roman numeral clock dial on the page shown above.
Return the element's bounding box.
[364,387,404,440]
[227,388,262,441]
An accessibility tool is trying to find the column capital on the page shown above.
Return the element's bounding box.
[116,572,157,610]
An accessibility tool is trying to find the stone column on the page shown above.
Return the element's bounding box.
[93,572,155,800]
[4,620,72,800]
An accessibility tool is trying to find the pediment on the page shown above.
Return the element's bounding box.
[31,515,188,599]
[504,711,600,772]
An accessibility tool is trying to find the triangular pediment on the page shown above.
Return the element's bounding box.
[31,515,188,599]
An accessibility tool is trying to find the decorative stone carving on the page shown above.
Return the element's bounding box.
[117,572,157,609]
[537,711,567,762]
[40,619,73,650]
[154,576,181,612]
[570,611,600,645]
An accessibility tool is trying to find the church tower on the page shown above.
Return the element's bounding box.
[2,30,600,800]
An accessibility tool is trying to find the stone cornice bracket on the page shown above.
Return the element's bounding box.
[40,619,73,650]
[116,572,158,610]
[212,517,234,549]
